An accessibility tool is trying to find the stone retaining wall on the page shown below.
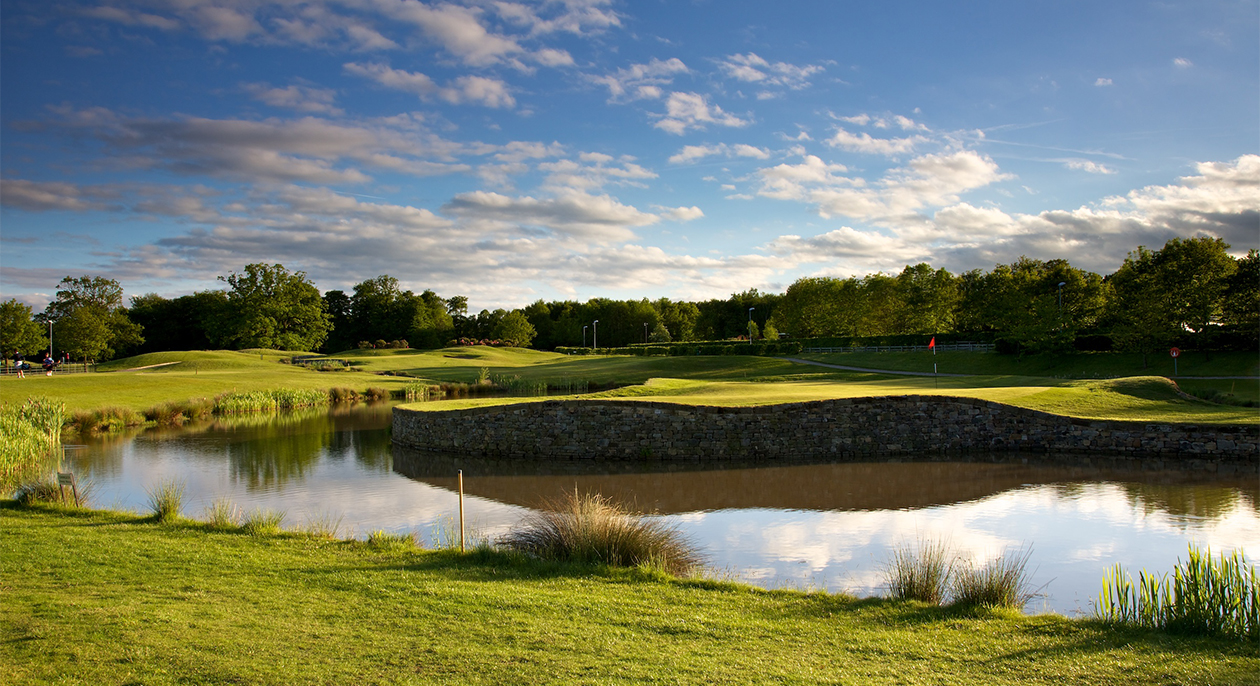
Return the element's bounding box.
[392,396,1258,471]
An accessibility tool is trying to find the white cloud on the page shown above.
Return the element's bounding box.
[243,82,343,115]
[537,156,657,192]
[718,53,824,90]
[590,58,688,102]
[343,62,515,108]
[1064,159,1116,174]
[667,143,769,164]
[441,190,658,241]
[0,179,119,212]
[655,205,704,222]
[827,128,920,156]
[1094,77,1113,87]
[654,92,750,135]
[1173,57,1193,68]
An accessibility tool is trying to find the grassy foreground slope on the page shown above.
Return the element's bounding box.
[3,505,1253,686]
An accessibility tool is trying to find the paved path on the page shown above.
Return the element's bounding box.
[782,357,972,378]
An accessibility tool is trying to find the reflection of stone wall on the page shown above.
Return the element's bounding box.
[392,397,1258,471]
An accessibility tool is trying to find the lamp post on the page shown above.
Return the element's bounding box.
[1057,281,1066,312]
[593,320,599,349]
[583,325,588,348]
[48,320,53,363]
[747,307,755,344]
[643,322,648,344]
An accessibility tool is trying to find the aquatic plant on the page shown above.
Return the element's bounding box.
[14,476,92,507]
[498,490,703,576]
[1096,545,1258,640]
[883,538,954,604]
[0,397,64,491]
[302,512,345,540]
[367,529,417,550]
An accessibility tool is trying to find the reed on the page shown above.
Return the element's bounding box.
[883,538,954,604]
[1096,545,1258,640]
[68,405,145,433]
[950,546,1036,609]
[498,490,703,576]
[401,381,432,400]
[491,373,548,397]
[0,397,65,491]
[241,508,287,536]
[204,497,242,530]
[362,387,389,401]
[329,387,359,403]
[146,479,186,523]
[14,476,91,507]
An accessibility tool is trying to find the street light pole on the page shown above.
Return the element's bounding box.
[643,322,648,344]
[747,307,755,344]
[583,325,588,348]
[593,320,599,349]
[1057,281,1066,312]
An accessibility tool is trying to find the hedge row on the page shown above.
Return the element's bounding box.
[556,341,804,357]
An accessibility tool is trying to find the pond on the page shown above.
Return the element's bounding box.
[61,402,1259,616]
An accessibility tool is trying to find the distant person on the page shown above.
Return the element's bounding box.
[42,352,54,376]
[12,351,25,379]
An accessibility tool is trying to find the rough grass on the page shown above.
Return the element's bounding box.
[498,490,704,576]
[797,349,1260,379]
[0,397,64,492]
[145,479,185,523]
[951,547,1038,610]
[3,504,1255,685]
[884,538,954,604]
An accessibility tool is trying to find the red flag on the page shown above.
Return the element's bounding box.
[928,337,936,349]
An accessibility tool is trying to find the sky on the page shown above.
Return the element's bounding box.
[1,0,1257,312]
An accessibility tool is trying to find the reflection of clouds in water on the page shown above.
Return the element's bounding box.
[66,424,1259,617]
[664,483,1259,613]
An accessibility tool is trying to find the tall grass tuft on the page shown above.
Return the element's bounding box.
[491,374,548,397]
[0,397,65,492]
[498,490,704,576]
[401,381,432,400]
[951,546,1036,609]
[302,512,344,540]
[367,529,417,550]
[241,508,287,536]
[1096,545,1258,641]
[146,479,186,523]
[204,498,242,530]
[883,538,954,604]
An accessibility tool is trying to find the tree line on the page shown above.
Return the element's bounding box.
[1,237,1255,362]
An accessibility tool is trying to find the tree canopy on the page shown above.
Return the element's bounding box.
[217,264,330,352]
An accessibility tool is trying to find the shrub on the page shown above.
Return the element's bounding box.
[498,491,703,576]
[1096,545,1257,640]
[883,538,953,604]
[146,479,186,523]
[14,476,91,507]
[951,546,1036,609]
[302,512,344,540]
[329,387,359,403]
[363,387,388,401]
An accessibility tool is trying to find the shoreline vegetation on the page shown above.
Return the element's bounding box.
[3,501,1256,684]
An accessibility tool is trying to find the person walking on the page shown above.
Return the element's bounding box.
[42,351,54,376]
[12,350,25,378]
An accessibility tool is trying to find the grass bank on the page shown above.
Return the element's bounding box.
[2,504,1254,685]
[403,375,1259,425]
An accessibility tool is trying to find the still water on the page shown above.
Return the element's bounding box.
[63,403,1259,616]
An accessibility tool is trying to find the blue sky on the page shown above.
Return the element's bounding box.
[2,0,1257,311]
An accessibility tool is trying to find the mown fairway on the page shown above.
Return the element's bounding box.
[2,347,1256,424]
[3,504,1254,686]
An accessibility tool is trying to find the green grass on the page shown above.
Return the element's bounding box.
[3,504,1254,685]
[404,375,1259,425]
[5,348,1257,425]
[796,349,1259,379]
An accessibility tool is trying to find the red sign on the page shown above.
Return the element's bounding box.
[1169,347,1181,358]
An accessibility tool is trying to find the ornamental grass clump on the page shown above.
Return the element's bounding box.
[146,479,186,523]
[241,508,287,536]
[367,529,417,550]
[14,476,92,507]
[883,538,954,604]
[951,546,1036,610]
[1096,545,1258,641]
[0,397,64,491]
[204,497,242,530]
[498,490,704,576]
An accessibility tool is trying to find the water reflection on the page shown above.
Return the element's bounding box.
[393,448,1259,521]
[58,404,1259,616]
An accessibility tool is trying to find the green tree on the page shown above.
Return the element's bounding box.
[129,291,227,353]
[1222,249,1258,334]
[648,322,672,343]
[0,299,46,357]
[39,275,143,361]
[491,310,537,347]
[217,264,330,351]
[893,264,959,334]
